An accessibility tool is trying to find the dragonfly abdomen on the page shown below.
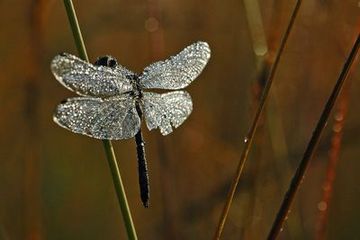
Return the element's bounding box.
[134,103,150,207]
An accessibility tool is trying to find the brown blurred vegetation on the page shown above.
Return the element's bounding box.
[0,0,359,239]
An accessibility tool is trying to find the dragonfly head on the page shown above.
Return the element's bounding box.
[94,55,118,68]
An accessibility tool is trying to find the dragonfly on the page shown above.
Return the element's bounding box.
[51,41,211,207]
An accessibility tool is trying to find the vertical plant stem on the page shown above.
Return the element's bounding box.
[315,83,349,240]
[243,0,268,58]
[243,0,304,238]
[63,0,88,61]
[267,34,360,240]
[241,1,268,238]
[103,141,138,240]
[213,1,303,239]
[62,1,137,239]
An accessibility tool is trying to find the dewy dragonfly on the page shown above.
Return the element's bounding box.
[51,41,211,207]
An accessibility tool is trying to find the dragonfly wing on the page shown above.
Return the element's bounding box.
[51,53,134,97]
[54,96,140,140]
[139,41,211,90]
[142,91,193,135]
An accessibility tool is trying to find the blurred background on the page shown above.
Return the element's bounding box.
[0,0,359,239]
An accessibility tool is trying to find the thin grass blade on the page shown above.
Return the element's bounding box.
[267,34,360,240]
[213,1,303,239]
[62,1,138,239]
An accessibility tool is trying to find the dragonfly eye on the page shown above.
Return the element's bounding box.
[94,56,118,68]
[108,59,118,68]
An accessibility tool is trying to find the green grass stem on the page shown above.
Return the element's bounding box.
[213,1,303,239]
[267,34,360,240]
[62,1,138,239]
[63,0,88,61]
[243,0,268,58]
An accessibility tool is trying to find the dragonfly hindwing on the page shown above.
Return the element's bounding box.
[142,91,193,135]
[54,97,140,140]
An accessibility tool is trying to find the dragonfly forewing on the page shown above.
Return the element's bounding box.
[139,41,211,90]
[51,53,134,97]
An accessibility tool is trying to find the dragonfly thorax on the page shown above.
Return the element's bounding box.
[127,74,143,100]
[94,55,143,100]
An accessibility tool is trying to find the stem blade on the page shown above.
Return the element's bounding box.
[267,34,360,240]
[213,1,303,239]
[62,1,138,239]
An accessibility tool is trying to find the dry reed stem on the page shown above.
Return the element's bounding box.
[213,1,303,238]
[267,34,360,240]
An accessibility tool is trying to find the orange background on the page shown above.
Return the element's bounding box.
[0,0,359,239]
